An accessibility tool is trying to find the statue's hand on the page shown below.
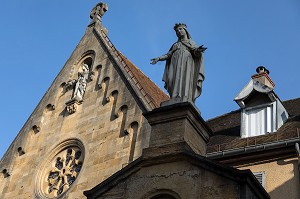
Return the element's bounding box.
[66,80,72,86]
[199,45,207,52]
[66,79,76,89]
[194,45,207,56]
[150,58,159,65]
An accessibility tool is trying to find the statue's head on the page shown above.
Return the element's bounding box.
[82,64,89,72]
[174,23,191,40]
[174,23,187,30]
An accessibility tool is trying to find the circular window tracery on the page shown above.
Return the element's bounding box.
[35,139,85,199]
[46,147,83,197]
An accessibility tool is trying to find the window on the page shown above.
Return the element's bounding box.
[242,102,275,137]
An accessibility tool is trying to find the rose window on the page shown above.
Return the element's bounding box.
[45,147,83,198]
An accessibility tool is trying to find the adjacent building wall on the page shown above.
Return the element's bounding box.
[238,157,300,199]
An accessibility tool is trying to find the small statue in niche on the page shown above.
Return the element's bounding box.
[67,64,90,102]
[151,23,207,104]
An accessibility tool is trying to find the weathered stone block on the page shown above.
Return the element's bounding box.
[144,102,212,155]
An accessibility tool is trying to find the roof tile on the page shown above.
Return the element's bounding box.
[207,98,300,153]
[117,52,169,108]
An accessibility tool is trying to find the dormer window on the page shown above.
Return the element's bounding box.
[235,66,288,138]
[242,102,275,137]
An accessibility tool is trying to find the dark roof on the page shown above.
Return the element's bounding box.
[281,97,300,116]
[98,29,169,109]
[117,52,169,108]
[207,98,300,153]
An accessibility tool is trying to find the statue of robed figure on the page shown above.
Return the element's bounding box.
[67,64,90,102]
[151,23,206,104]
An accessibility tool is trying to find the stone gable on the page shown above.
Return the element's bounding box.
[0,15,165,199]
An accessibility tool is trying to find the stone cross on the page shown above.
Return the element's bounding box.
[90,2,108,23]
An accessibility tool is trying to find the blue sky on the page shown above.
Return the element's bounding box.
[0,0,299,159]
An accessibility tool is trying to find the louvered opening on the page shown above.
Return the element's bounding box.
[253,171,266,188]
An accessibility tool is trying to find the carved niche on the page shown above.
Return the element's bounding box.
[65,59,94,114]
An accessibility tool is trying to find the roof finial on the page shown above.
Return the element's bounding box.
[90,2,108,24]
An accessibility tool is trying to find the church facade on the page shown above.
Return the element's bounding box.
[1,2,299,199]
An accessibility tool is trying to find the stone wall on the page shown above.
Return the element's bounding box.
[93,159,259,199]
[0,25,151,199]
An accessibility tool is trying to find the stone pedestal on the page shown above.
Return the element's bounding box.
[143,102,212,156]
[65,99,82,114]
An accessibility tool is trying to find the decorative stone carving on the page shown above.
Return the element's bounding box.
[65,63,93,114]
[44,147,83,198]
[66,100,81,114]
[2,169,10,178]
[32,125,40,134]
[67,64,90,102]
[17,147,25,156]
[90,2,108,23]
[47,148,82,197]
[35,139,84,198]
[46,104,56,112]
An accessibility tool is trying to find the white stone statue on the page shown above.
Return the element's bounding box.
[67,64,90,102]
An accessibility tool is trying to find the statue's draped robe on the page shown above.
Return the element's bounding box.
[162,39,204,102]
[72,71,89,102]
